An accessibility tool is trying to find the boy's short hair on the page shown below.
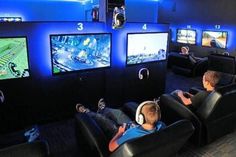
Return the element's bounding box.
[142,101,161,124]
[204,70,221,87]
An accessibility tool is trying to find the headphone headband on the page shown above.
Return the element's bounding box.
[138,68,150,80]
[135,100,158,125]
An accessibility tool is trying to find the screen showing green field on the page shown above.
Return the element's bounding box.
[0,37,30,80]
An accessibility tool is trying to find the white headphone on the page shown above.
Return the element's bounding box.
[135,100,161,125]
[138,68,150,80]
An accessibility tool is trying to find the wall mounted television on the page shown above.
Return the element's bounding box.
[126,32,169,65]
[201,30,228,49]
[50,33,111,75]
[0,37,30,80]
[176,29,196,44]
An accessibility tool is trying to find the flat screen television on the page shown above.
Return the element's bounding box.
[201,30,228,49]
[0,37,30,80]
[50,33,111,75]
[176,29,196,44]
[126,32,168,65]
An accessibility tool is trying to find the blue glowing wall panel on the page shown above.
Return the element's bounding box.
[50,33,111,74]
[125,0,159,23]
[0,0,100,22]
[0,37,30,80]
[126,32,168,65]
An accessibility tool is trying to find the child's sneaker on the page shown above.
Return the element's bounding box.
[76,103,90,113]
[97,98,106,112]
[24,128,36,137]
[28,131,40,142]
[153,97,160,104]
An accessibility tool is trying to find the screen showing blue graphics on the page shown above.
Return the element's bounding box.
[50,33,111,75]
[177,29,196,44]
[202,30,228,49]
[126,32,168,65]
[0,37,30,80]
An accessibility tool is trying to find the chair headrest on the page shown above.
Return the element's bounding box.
[208,54,236,74]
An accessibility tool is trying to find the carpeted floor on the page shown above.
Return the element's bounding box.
[177,128,236,157]
[37,70,236,157]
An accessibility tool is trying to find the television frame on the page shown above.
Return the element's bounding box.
[176,28,197,45]
[50,33,112,75]
[126,32,169,66]
[201,30,228,49]
[0,36,31,81]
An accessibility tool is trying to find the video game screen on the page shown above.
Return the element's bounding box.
[0,37,30,80]
[177,29,196,44]
[202,30,228,49]
[50,33,111,75]
[126,32,168,65]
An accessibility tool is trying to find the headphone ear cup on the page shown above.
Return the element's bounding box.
[139,74,143,80]
[146,69,149,79]
[138,114,144,125]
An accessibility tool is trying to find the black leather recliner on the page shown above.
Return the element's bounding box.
[208,53,236,86]
[167,52,208,77]
[75,111,194,157]
[160,83,236,146]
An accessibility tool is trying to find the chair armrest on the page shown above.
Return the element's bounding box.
[159,94,203,145]
[75,113,109,157]
[110,119,194,157]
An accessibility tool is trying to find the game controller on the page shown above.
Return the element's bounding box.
[183,92,191,98]
[125,121,135,130]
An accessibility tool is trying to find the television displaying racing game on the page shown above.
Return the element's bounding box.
[0,37,30,80]
[177,29,196,44]
[126,32,168,65]
[201,30,228,49]
[50,33,111,75]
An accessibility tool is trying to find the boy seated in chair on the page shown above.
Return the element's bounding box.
[172,70,221,111]
[76,99,166,152]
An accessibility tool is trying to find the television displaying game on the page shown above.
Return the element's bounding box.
[177,29,196,44]
[50,33,111,75]
[202,30,228,49]
[0,37,30,80]
[126,32,168,65]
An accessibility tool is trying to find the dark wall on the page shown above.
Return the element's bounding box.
[159,0,236,24]
[158,0,236,53]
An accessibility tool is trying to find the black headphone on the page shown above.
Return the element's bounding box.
[138,68,150,80]
[135,101,161,125]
